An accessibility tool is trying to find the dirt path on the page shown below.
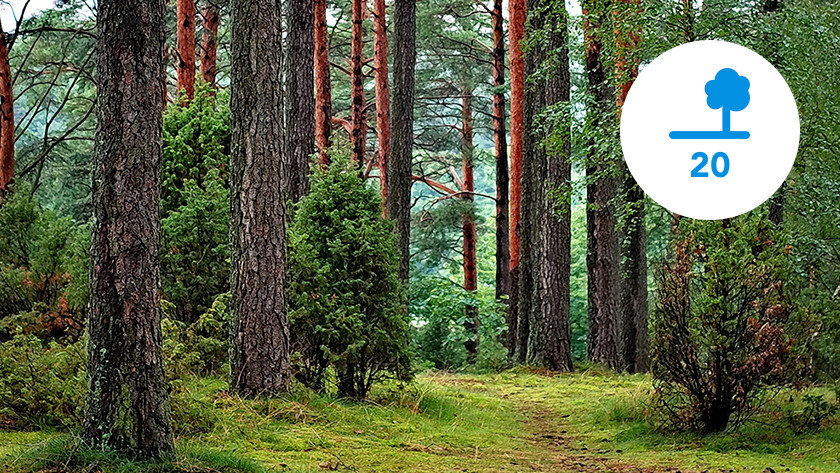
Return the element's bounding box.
[512,394,697,473]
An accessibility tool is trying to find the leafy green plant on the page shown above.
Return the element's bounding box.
[651,214,800,432]
[289,145,412,399]
[162,293,231,380]
[0,334,86,429]
[0,185,88,342]
[161,86,231,322]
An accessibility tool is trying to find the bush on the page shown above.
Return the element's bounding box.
[0,184,88,342]
[289,146,412,399]
[161,86,231,322]
[411,277,508,371]
[0,334,86,429]
[651,215,798,432]
[162,293,231,379]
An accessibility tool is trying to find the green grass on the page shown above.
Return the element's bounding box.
[2,370,840,472]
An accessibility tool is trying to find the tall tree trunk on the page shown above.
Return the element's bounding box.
[0,18,14,200]
[286,0,315,202]
[387,0,416,284]
[461,87,479,359]
[518,0,545,365]
[229,0,292,396]
[350,0,367,165]
[584,0,619,369]
[314,0,332,167]
[199,1,219,88]
[531,0,574,372]
[681,0,695,43]
[507,0,526,358]
[491,0,512,312]
[373,0,391,207]
[83,0,174,458]
[614,0,649,373]
[176,0,196,101]
[762,0,784,226]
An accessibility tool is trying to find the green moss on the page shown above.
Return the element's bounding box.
[2,371,839,472]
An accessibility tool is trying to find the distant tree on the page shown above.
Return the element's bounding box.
[508,0,526,356]
[529,0,574,372]
[387,0,417,284]
[491,0,512,309]
[373,0,390,207]
[0,17,14,201]
[229,0,292,396]
[199,0,219,88]
[583,0,620,370]
[614,0,649,373]
[286,0,316,202]
[176,0,197,101]
[349,0,367,165]
[83,0,174,458]
[314,0,332,167]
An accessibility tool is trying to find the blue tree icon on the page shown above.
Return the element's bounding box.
[670,68,751,140]
[705,68,750,133]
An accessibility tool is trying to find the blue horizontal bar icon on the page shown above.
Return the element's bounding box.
[669,131,750,140]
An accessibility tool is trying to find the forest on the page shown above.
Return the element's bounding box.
[0,0,838,471]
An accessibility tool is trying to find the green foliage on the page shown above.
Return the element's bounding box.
[0,334,85,429]
[0,185,88,342]
[162,85,230,214]
[289,146,412,399]
[784,391,840,434]
[161,87,231,322]
[651,214,800,432]
[162,293,231,380]
[411,277,508,372]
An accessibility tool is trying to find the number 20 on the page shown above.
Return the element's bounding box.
[691,151,729,178]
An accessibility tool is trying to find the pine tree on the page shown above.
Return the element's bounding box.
[286,0,316,201]
[83,0,174,458]
[229,0,292,396]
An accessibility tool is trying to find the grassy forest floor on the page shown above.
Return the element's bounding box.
[1,368,839,473]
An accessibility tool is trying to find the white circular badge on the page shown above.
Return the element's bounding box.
[620,40,799,220]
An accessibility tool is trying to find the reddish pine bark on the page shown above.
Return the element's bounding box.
[373,0,390,208]
[461,87,478,358]
[492,0,511,307]
[176,0,196,101]
[507,0,526,355]
[350,0,367,165]
[0,19,14,198]
[508,0,525,272]
[200,1,219,87]
[314,0,332,167]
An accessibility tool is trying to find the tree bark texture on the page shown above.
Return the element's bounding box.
[0,19,14,199]
[199,1,219,87]
[286,0,316,202]
[614,0,649,373]
[507,0,526,356]
[83,0,174,459]
[373,0,391,207]
[584,0,619,369]
[387,0,416,284]
[492,0,512,309]
[517,0,544,364]
[461,87,479,358]
[176,0,196,101]
[314,0,332,167]
[532,0,574,372]
[229,0,292,396]
[350,0,367,165]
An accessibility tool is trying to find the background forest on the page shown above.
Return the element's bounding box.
[0,0,839,472]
